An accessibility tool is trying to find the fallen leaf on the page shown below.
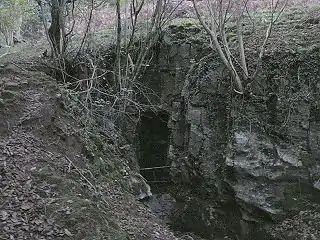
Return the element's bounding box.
[21,202,34,211]
[34,219,44,225]
[0,210,8,220]
[64,228,73,237]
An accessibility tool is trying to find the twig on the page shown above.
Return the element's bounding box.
[65,156,96,191]
[11,63,28,72]
[0,52,9,59]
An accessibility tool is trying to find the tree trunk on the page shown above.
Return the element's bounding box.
[48,0,66,56]
[4,30,14,46]
[13,15,23,43]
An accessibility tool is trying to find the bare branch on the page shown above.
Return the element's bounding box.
[192,0,244,93]
[252,0,289,80]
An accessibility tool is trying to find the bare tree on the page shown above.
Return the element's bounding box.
[35,0,183,125]
[192,0,289,94]
[48,0,68,55]
[0,0,24,46]
[112,0,181,114]
[36,0,69,56]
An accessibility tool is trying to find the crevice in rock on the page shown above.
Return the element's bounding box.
[135,110,171,186]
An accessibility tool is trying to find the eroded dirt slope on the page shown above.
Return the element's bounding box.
[0,62,179,240]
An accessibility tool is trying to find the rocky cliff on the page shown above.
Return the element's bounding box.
[137,6,320,239]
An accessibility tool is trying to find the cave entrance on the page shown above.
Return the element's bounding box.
[136,111,170,184]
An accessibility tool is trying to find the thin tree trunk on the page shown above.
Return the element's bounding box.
[37,0,55,55]
[237,17,248,78]
[115,0,122,90]
[192,0,244,93]
[48,0,67,56]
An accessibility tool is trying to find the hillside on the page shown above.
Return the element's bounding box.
[0,61,182,239]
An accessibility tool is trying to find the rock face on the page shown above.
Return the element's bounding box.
[138,22,320,239]
[225,48,320,228]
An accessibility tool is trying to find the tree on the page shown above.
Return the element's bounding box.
[192,0,289,94]
[113,0,179,109]
[0,0,24,46]
[36,0,68,56]
[48,0,67,55]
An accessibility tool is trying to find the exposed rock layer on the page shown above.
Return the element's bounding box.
[139,14,320,239]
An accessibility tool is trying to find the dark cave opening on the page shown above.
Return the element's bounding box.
[135,111,170,184]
